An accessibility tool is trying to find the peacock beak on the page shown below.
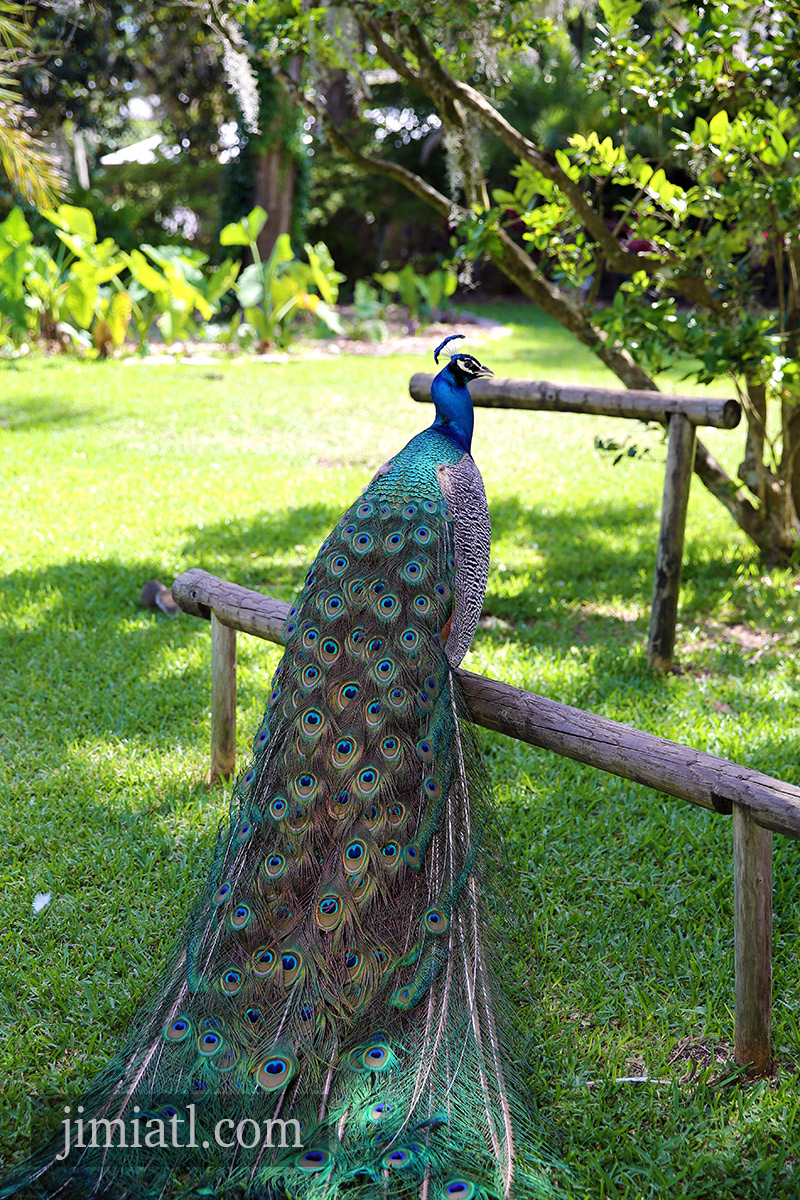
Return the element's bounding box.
[473,365,494,379]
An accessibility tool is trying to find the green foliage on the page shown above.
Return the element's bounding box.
[478,5,800,436]
[220,207,344,349]
[350,280,390,342]
[0,204,242,354]
[373,263,457,321]
[0,204,33,343]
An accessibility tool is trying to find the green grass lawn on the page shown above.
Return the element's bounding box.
[1,304,799,1197]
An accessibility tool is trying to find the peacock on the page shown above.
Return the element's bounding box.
[4,335,554,1200]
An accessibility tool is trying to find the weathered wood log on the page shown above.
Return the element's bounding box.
[175,568,289,643]
[733,804,773,1073]
[210,613,237,783]
[172,569,800,839]
[648,413,697,671]
[409,373,742,428]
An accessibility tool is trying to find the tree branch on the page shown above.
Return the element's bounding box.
[273,65,451,219]
[358,10,721,313]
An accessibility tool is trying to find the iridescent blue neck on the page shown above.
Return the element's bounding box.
[430,365,474,455]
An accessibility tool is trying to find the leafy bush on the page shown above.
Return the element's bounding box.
[0,203,345,356]
[350,280,390,342]
[373,263,457,321]
[220,207,344,350]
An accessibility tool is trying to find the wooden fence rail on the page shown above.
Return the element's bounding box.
[410,373,742,673]
[173,567,799,1074]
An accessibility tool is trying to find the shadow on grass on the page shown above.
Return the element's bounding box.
[0,556,215,762]
[2,497,789,776]
[0,394,100,432]
[180,502,341,596]
[484,494,742,628]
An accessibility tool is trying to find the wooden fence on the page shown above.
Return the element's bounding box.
[409,374,742,673]
[172,566,800,1076]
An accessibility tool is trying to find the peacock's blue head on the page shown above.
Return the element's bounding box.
[429,335,493,454]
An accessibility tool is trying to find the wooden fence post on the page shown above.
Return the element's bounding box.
[733,802,773,1073]
[210,613,237,784]
[648,412,696,671]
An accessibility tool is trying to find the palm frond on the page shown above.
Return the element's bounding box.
[0,96,63,209]
[0,3,63,209]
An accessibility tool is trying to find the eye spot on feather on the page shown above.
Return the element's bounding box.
[327,791,351,820]
[403,843,422,870]
[301,664,321,689]
[292,772,318,802]
[332,738,359,770]
[377,593,399,618]
[235,820,253,844]
[380,736,402,765]
[383,1150,410,1169]
[263,853,287,880]
[380,842,399,866]
[342,840,368,874]
[416,738,433,763]
[164,1017,191,1042]
[252,947,277,977]
[316,895,342,932]
[296,1149,332,1173]
[198,1031,224,1056]
[400,628,420,652]
[300,708,325,738]
[324,594,344,619]
[229,904,251,930]
[349,872,374,903]
[256,1054,297,1091]
[220,969,243,995]
[366,636,384,658]
[422,906,449,935]
[423,777,442,802]
[319,637,341,665]
[355,767,380,798]
[387,802,406,827]
[373,657,397,684]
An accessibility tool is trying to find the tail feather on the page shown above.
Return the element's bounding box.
[3,436,557,1199]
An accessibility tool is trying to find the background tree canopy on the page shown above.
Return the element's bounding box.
[3,0,800,561]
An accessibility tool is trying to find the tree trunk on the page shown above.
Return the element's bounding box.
[251,60,303,260]
[781,298,800,540]
[254,146,295,261]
